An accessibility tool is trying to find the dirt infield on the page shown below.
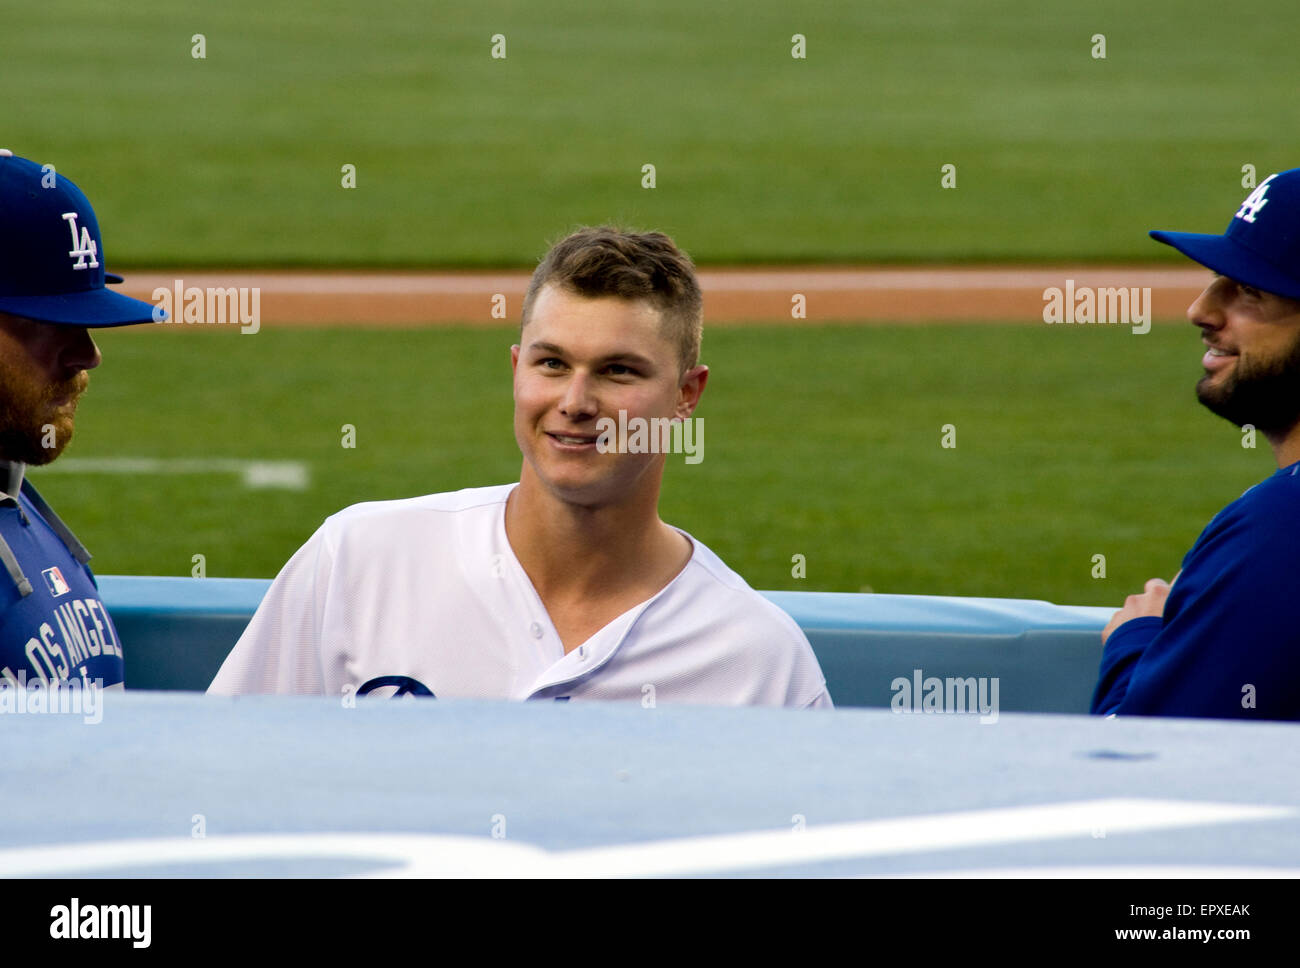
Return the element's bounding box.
[116,266,1212,326]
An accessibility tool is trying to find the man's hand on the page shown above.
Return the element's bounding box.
[1101,578,1172,646]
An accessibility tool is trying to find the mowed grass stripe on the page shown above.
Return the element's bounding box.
[4,0,1299,264]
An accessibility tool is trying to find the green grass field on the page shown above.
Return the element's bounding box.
[4,3,1290,607]
[28,321,1271,606]
[5,0,1300,265]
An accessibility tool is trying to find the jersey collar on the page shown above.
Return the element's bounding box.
[0,460,25,505]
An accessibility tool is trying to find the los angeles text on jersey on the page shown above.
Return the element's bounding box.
[1,597,122,685]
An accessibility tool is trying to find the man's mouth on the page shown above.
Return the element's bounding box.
[48,387,83,409]
[46,374,88,408]
[547,432,598,446]
[1202,343,1237,371]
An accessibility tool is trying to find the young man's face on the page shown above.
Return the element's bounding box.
[511,283,706,508]
[0,312,101,465]
[1190,275,1300,433]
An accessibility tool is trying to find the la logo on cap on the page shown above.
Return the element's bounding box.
[0,150,162,324]
[61,212,99,270]
[1235,174,1277,224]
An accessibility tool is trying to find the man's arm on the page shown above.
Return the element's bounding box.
[1100,577,1173,647]
[1091,578,1172,716]
[1090,489,1300,720]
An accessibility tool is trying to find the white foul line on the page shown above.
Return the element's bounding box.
[0,799,1288,878]
[33,457,309,490]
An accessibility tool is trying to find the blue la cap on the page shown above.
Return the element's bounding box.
[1150,168,1300,301]
[0,149,164,326]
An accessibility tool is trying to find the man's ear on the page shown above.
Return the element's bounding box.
[676,364,709,419]
[511,344,520,375]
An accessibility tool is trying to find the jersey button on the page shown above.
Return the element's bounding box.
[529,622,543,639]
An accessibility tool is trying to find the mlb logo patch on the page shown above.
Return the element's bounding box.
[42,566,70,597]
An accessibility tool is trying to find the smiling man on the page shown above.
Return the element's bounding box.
[1092,168,1300,721]
[0,149,162,690]
[210,227,831,707]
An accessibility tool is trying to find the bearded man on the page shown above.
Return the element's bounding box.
[0,150,161,689]
[1093,168,1300,721]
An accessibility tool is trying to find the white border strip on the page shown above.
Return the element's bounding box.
[0,799,1288,878]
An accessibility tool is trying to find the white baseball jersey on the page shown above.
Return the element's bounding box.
[207,484,832,708]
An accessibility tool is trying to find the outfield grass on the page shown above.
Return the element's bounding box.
[27,321,1271,606]
[5,0,1300,265]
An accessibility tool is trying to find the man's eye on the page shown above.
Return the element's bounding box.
[1241,285,1262,299]
[607,364,636,376]
[538,357,564,369]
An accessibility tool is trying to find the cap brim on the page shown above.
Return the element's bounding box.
[1149,230,1300,301]
[0,283,163,327]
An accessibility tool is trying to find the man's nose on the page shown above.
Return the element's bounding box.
[559,371,597,418]
[59,326,101,372]
[1187,280,1225,332]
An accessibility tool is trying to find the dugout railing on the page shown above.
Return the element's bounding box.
[98,576,1111,713]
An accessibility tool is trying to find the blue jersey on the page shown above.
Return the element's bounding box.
[0,481,123,689]
[1092,461,1300,721]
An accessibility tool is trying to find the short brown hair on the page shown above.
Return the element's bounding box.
[520,226,703,370]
